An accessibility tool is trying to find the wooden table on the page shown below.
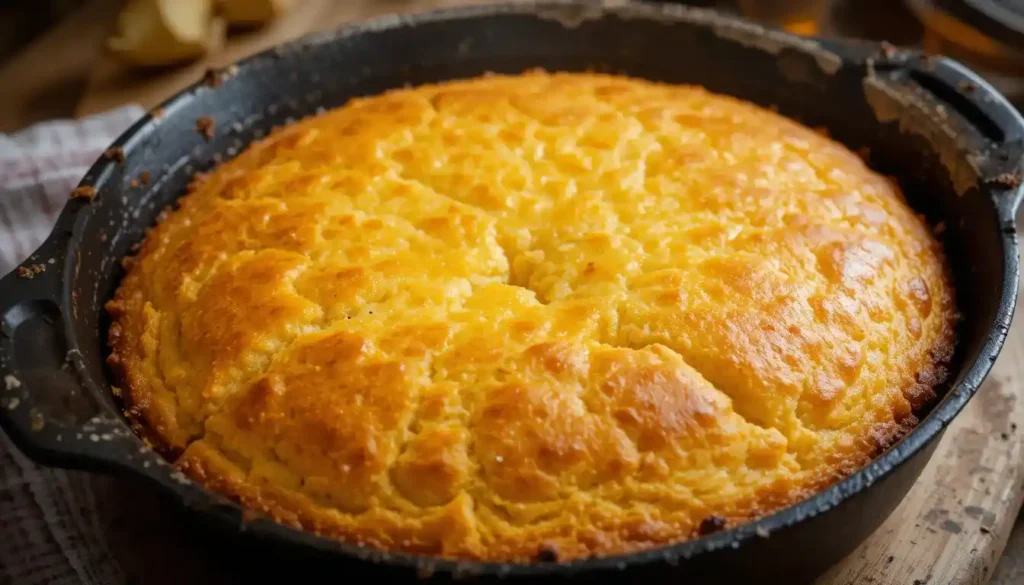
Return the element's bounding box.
[0,0,475,131]
[2,1,1024,583]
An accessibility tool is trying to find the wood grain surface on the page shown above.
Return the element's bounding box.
[4,1,1024,583]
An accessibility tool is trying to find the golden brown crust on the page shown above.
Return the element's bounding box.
[107,72,956,561]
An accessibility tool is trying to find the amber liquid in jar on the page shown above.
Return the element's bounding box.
[735,0,831,35]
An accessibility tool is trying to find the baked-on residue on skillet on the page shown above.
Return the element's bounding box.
[105,71,956,562]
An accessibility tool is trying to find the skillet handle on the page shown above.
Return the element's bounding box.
[0,214,134,473]
[904,56,1024,220]
[818,35,1024,218]
[811,36,1022,141]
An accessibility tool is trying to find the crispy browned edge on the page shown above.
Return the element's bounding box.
[102,109,959,562]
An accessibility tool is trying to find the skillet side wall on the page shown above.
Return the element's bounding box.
[1,4,1020,584]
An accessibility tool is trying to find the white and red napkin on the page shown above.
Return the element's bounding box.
[1,105,144,585]
[0,105,145,274]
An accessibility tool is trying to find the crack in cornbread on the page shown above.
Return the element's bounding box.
[106,71,955,561]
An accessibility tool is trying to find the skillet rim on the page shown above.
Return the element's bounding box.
[1,0,1022,577]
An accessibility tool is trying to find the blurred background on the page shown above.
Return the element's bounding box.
[3,0,1024,133]
[3,1,1024,585]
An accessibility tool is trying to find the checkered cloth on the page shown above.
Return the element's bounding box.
[1,105,144,585]
[0,106,144,274]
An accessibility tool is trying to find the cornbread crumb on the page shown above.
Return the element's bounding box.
[202,68,225,87]
[958,80,978,93]
[17,264,45,279]
[196,116,215,140]
[70,186,96,200]
[104,147,126,165]
[991,172,1022,189]
[108,72,955,562]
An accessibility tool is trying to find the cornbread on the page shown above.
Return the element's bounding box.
[106,72,956,561]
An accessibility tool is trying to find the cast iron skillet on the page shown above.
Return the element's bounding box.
[1,2,1022,583]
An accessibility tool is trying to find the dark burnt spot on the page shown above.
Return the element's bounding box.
[536,542,560,563]
[698,515,727,536]
[939,519,961,534]
[964,505,996,528]
[923,508,946,524]
[139,171,151,186]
